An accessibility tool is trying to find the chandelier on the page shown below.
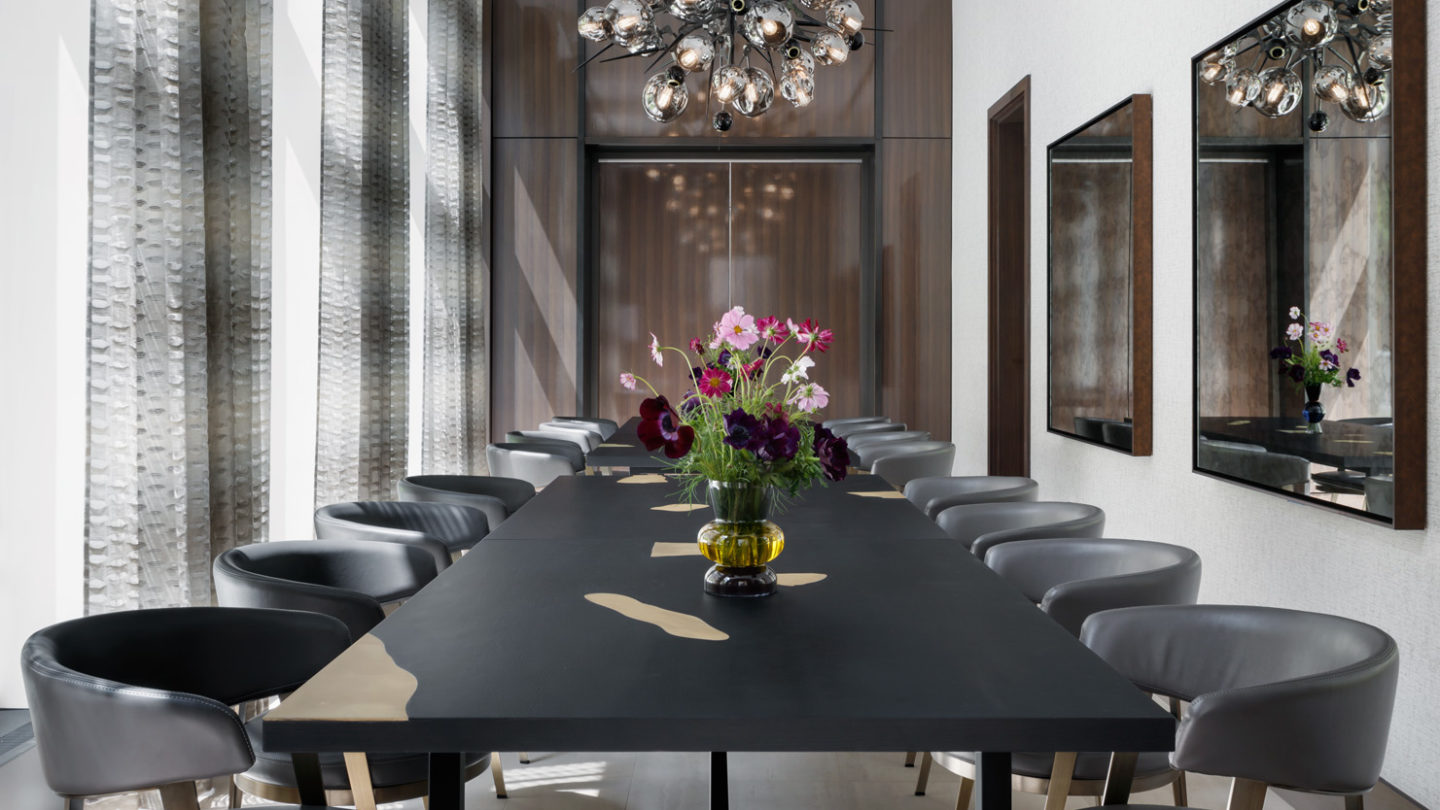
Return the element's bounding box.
[1198,0,1393,132]
[577,0,870,130]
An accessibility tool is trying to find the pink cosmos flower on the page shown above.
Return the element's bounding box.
[698,368,733,397]
[649,333,664,366]
[714,306,759,350]
[1285,323,1304,341]
[790,382,830,413]
[1289,306,1302,320]
[1336,338,1348,353]
[794,319,834,353]
[689,337,706,355]
[1308,321,1334,347]
[619,372,638,391]
[756,316,789,342]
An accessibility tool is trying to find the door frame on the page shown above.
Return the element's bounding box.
[987,76,1031,476]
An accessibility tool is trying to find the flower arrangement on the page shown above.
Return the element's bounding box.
[619,306,851,501]
[1270,305,1361,389]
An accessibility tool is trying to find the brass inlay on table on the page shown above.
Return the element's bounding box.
[651,542,703,558]
[267,634,416,722]
[775,573,828,587]
[850,490,907,500]
[598,442,635,448]
[618,473,668,485]
[584,593,729,641]
[651,503,707,513]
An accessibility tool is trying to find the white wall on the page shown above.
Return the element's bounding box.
[951,0,1440,804]
[0,2,90,707]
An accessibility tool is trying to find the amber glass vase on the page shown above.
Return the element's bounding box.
[696,480,786,597]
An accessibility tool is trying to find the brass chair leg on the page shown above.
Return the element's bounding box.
[492,751,508,798]
[1173,771,1189,806]
[344,752,378,810]
[1045,752,1078,810]
[914,752,933,795]
[157,782,201,810]
[228,774,243,808]
[956,776,975,810]
[1345,796,1365,810]
[520,752,532,764]
[1227,777,1268,810]
[904,751,916,767]
[65,798,84,810]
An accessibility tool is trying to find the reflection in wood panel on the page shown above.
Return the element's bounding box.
[1049,161,1132,435]
[492,0,577,137]
[492,140,579,436]
[882,0,951,138]
[595,163,730,422]
[731,162,865,420]
[882,140,952,440]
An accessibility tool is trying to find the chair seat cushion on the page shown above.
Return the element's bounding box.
[933,750,1172,781]
[245,716,490,790]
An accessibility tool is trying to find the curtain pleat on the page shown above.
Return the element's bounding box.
[422,0,489,473]
[315,0,410,505]
[86,0,272,613]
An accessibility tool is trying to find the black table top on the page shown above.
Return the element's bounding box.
[267,477,1174,757]
[584,416,668,469]
[1199,415,1394,470]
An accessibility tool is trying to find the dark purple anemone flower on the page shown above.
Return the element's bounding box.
[1320,350,1339,369]
[755,415,800,462]
[637,396,695,459]
[679,392,701,414]
[1289,365,1306,383]
[812,425,850,482]
[1346,368,1362,387]
[723,408,765,452]
[1270,346,1292,360]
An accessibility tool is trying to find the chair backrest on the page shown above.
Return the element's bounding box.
[985,538,1201,636]
[397,476,515,528]
[486,443,579,488]
[871,443,956,488]
[509,427,595,452]
[844,430,932,450]
[1082,605,1398,794]
[552,416,620,439]
[399,473,536,512]
[215,540,438,640]
[314,500,488,571]
[1100,421,1133,451]
[1198,439,1310,491]
[821,416,889,429]
[1073,416,1126,442]
[541,419,604,441]
[833,420,907,438]
[903,476,1039,519]
[498,435,587,470]
[937,500,1105,558]
[851,436,944,470]
[22,607,349,798]
[1364,475,1394,518]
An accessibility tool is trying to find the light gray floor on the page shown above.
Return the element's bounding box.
[0,748,1313,810]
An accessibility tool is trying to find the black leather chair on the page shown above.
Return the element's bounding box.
[487,442,581,488]
[22,607,350,810]
[398,474,536,529]
[213,543,499,804]
[903,476,1039,519]
[1083,605,1398,810]
[833,420,908,438]
[936,501,1106,559]
[1101,421,1134,451]
[870,443,957,488]
[496,436,587,470]
[845,432,933,469]
[1073,416,1128,443]
[913,539,1202,800]
[552,416,620,440]
[314,501,488,572]
[509,427,596,452]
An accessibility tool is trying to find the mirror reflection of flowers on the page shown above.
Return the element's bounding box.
[1270,305,1361,388]
[619,306,851,501]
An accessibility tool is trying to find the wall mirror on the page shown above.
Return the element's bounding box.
[1048,95,1153,455]
[1191,0,1426,527]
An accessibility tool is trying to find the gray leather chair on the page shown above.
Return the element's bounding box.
[833,420,908,438]
[552,416,620,439]
[1364,475,1394,518]
[1082,605,1398,810]
[314,501,488,572]
[850,436,942,471]
[1198,438,1310,493]
[915,539,1202,805]
[871,443,956,488]
[214,540,438,640]
[540,420,605,446]
[500,434,587,470]
[509,426,596,452]
[487,442,581,488]
[213,544,499,804]
[1101,421,1134,452]
[903,476,1039,519]
[845,432,934,468]
[936,501,1105,559]
[398,474,536,529]
[1074,416,1127,443]
[821,416,890,429]
[22,607,351,810]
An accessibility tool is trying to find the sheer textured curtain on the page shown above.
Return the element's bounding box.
[85,0,272,613]
[423,0,489,473]
[315,0,411,505]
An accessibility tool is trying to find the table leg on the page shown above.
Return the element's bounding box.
[290,753,325,806]
[975,752,1012,810]
[429,753,465,810]
[710,752,728,810]
[1102,752,1138,806]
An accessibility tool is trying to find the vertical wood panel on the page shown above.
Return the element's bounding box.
[882,0,950,138]
[491,139,579,436]
[883,139,951,440]
[493,0,576,136]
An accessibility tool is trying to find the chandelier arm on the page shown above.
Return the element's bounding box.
[598,47,667,64]
[1324,43,1357,72]
[757,45,777,72]
[573,42,615,73]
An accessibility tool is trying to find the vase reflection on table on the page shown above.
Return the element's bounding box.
[621,306,852,597]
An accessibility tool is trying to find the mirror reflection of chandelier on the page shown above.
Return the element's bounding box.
[1198,0,1393,132]
[577,0,871,130]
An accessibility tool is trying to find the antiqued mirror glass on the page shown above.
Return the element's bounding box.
[1048,95,1152,455]
[1192,0,1426,526]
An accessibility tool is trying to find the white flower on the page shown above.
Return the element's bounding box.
[1288,306,1302,320]
[781,356,815,385]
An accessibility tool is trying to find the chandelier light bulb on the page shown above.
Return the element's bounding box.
[1253,67,1302,118]
[797,0,834,9]
[1225,68,1261,107]
[605,0,651,38]
[712,65,747,104]
[1314,65,1351,103]
[827,0,864,37]
[642,71,689,123]
[1198,55,1233,85]
[1285,0,1338,49]
[578,6,611,41]
[668,0,717,22]
[742,2,795,48]
[674,34,715,72]
[780,72,815,108]
[733,66,774,117]
[812,31,850,66]
[1366,33,1393,72]
[1341,76,1389,122]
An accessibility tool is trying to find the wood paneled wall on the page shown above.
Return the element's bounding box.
[487,0,951,439]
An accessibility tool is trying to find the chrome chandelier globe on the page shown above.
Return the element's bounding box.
[1198,0,1394,132]
[578,0,872,130]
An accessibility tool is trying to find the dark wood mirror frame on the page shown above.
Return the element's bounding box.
[1189,1,1427,529]
[1046,95,1153,456]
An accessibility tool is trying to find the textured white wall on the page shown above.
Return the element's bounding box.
[950,0,1440,803]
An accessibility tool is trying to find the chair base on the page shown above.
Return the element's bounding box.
[234,756,491,807]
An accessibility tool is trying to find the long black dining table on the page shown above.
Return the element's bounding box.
[266,473,1174,810]
[583,416,668,471]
